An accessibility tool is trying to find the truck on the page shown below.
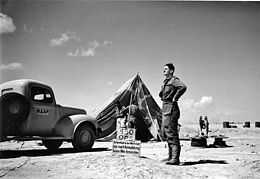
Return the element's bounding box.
[0,79,100,151]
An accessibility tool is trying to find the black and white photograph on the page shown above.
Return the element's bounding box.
[0,0,260,178]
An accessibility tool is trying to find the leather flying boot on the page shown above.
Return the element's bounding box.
[166,145,180,165]
[161,144,172,162]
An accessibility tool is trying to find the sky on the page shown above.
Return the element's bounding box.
[1,1,259,124]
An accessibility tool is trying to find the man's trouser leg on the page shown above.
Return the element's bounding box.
[166,131,181,165]
[162,104,181,165]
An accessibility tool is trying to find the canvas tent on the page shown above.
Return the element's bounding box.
[96,74,162,142]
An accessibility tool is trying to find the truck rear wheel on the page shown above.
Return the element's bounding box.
[42,140,63,151]
[72,125,95,151]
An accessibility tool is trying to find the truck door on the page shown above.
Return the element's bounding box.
[27,86,57,135]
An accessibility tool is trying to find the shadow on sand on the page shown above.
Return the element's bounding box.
[207,144,233,148]
[181,159,228,166]
[0,147,110,159]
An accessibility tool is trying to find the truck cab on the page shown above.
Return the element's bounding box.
[0,79,99,151]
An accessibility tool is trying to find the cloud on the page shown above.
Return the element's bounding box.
[0,62,23,71]
[67,48,80,57]
[103,41,112,46]
[67,40,112,57]
[181,96,213,112]
[49,32,80,47]
[0,13,16,34]
[81,47,96,57]
[23,24,33,33]
[194,96,213,109]
[67,47,96,57]
[180,96,217,123]
[107,81,113,86]
[180,96,250,124]
[89,40,100,48]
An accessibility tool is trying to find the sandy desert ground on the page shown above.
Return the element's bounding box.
[1,126,260,179]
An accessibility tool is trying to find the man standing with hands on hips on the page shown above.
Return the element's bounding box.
[159,63,187,165]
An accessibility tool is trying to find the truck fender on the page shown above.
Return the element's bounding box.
[70,115,98,138]
[53,117,74,138]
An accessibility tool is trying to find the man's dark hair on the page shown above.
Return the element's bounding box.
[165,63,175,72]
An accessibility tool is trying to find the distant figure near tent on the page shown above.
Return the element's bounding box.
[204,116,209,136]
[96,74,162,142]
[199,116,204,134]
[199,116,209,137]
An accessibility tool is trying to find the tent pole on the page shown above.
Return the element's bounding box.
[128,92,133,124]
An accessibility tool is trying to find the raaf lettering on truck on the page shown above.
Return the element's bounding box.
[35,108,49,115]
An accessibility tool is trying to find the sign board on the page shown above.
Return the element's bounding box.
[117,128,136,141]
[112,118,141,156]
[116,118,136,141]
[112,139,141,156]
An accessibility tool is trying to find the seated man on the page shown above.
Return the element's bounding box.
[120,104,140,128]
[115,100,127,128]
[120,103,152,141]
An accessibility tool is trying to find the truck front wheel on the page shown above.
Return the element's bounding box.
[42,140,63,151]
[72,125,95,151]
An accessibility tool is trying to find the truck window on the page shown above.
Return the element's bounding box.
[31,87,53,103]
